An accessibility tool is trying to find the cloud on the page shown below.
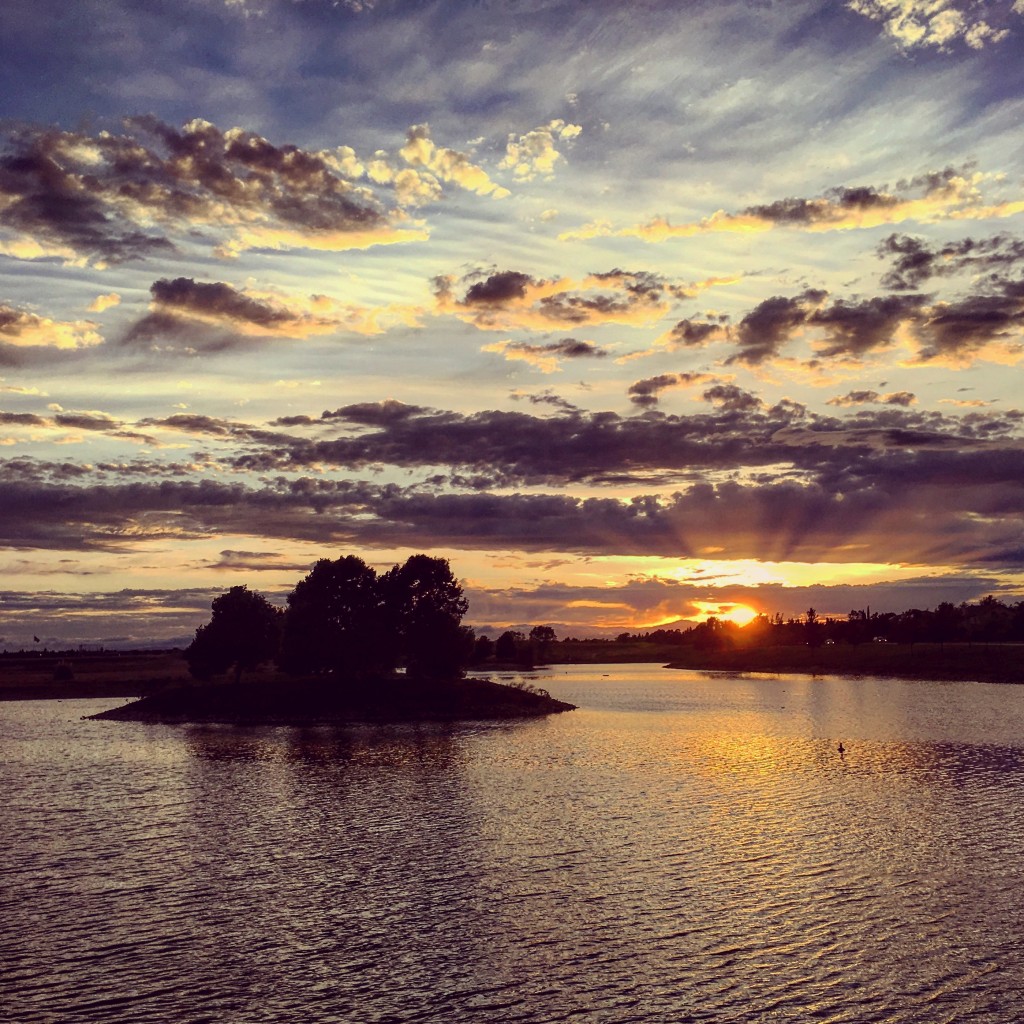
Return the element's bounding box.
[87,293,121,313]
[701,384,764,412]
[396,124,510,200]
[810,294,928,359]
[878,232,1024,289]
[628,374,687,408]
[0,302,102,354]
[509,389,581,412]
[655,318,731,351]
[728,290,828,365]
[217,398,1024,496]
[0,118,425,266]
[482,337,608,373]
[4,397,1024,572]
[499,119,582,181]
[704,278,1016,368]
[207,549,313,572]
[120,277,422,353]
[848,0,1015,50]
[627,372,719,407]
[435,267,685,331]
[0,412,48,427]
[563,167,1024,243]
[828,390,917,407]
[912,292,1024,364]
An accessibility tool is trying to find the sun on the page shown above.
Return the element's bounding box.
[722,604,758,627]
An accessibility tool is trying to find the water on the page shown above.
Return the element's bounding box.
[3,665,1024,1023]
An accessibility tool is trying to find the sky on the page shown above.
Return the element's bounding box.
[3,0,1024,648]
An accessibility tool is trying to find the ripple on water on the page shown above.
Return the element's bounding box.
[3,673,1024,1023]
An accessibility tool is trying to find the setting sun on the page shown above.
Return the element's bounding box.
[692,600,760,627]
[722,605,759,627]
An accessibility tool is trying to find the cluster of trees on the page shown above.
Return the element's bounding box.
[186,554,473,683]
[614,596,1024,651]
[471,625,558,667]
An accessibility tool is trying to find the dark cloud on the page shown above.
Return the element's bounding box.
[0,127,174,263]
[214,399,1024,496]
[228,404,826,484]
[661,318,729,348]
[738,168,975,231]
[745,185,898,226]
[53,412,121,431]
[487,337,609,369]
[729,289,827,365]
[828,391,916,408]
[150,278,293,327]
[463,271,533,305]
[320,400,429,427]
[0,118,397,265]
[810,294,926,358]
[546,338,606,358]
[879,233,1024,289]
[0,411,47,426]
[3,410,1024,569]
[915,291,1024,361]
[510,389,580,412]
[208,550,313,572]
[882,391,916,407]
[439,267,676,329]
[702,384,762,412]
[0,304,35,337]
[119,310,242,354]
[712,273,1017,366]
[628,374,683,407]
[141,414,236,437]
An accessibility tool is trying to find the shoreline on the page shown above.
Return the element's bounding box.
[5,642,1024,704]
[86,676,576,725]
[663,642,1024,685]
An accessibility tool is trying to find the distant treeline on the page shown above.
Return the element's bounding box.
[613,596,1024,650]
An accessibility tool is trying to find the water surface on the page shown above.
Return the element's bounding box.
[3,665,1024,1022]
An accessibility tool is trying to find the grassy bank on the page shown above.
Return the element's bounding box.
[0,650,196,701]
[664,642,1024,684]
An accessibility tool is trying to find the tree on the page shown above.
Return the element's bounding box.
[186,585,282,683]
[281,556,392,680]
[495,629,526,662]
[805,607,823,648]
[473,634,495,663]
[380,555,472,679]
[529,625,557,644]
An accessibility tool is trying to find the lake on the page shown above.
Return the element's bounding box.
[3,664,1024,1023]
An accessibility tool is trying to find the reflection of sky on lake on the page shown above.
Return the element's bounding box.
[4,667,1024,1022]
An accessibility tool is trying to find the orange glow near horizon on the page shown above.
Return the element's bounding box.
[722,604,758,627]
[690,599,760,627]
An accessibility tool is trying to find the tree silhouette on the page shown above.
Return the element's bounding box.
[281,555,393,680]
[495,629,526,662]
[381,554,472,678]
[186,585,282,683]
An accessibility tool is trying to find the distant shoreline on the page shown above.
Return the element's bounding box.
[663,642,1024,685]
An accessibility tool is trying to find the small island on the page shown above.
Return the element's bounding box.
[86,553,576,726]
[90,675,574,725]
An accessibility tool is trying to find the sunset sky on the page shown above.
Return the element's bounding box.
[3,0,1024,647]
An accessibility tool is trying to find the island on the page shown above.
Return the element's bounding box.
[89,675,575,725]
